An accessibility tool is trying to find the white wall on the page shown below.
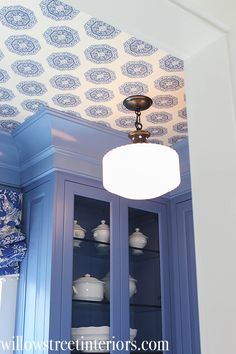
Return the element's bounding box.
[185,35,236,353]
[0,275,18,354]
[65,1,236,353]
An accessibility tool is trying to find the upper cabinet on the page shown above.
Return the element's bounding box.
[0,108,199,354]
[59,181,171,354]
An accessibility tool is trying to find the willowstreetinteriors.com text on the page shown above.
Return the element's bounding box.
[0,336,169,352]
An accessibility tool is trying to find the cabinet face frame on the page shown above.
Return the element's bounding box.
[119,198,172,351]
[62,180,125,350]
[61,177,172,353]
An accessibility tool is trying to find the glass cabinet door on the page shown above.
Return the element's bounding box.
[72,195,111,349]
[63,182,120,354]
[127,205,163,353]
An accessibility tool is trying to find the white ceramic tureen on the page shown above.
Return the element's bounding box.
[73,274,104,302]
[92,220,110,243]
[71,326,137,352]
[103,273,137,300]
[73,220,86,247]
[129,228,148,254]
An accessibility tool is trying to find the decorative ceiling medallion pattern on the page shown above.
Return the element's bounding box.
[16,81,47,96]
[11,60,44,77]
[0,6,37,30]
[154,76,184,91]
[40,0,79,21]
[173,122,188,133]
[85,105,112,118]
[147,112,172,124]
[178,107,187,119]
[159,55,184,72]
[84,45,118,64]
[0,0,187,145]
[84,68,116,84]
[0,104,19,117]
[47,52,80,70]
[44,26,80,47]
[153,95,178,108]
[0,88,15,101]
[147,126,168,137]
[0,69,10,83]
[121,61,153,78]
[5,35,41,55]
[124,38,157,57]
[52,94,81,107]
[21,99,47,112]
[85,88,114,102]
[119,82,148,96]
[0,119,20,132]
[115,116,136,128]
[84,18,121,40]
[117,102,130,113]
[50,74,80,90]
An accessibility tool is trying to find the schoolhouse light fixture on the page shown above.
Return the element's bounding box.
[102,95,180,200]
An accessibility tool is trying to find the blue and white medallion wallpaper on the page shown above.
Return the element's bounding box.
[0,0,187,146]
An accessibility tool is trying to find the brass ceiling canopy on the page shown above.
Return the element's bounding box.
[123,95,153,143]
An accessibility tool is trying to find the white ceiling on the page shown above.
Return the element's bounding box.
[0,0,187,146]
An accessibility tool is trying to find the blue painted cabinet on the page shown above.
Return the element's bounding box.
[6,108,200,354]
[15,173,172,354]
[15,174,200,354]
[169,194,201,354]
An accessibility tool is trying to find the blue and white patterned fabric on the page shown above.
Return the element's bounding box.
[0,0,187,146]
[0,190,26,276]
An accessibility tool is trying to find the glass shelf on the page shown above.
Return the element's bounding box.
[130,303,161,309]
[129,247,160,263]
[72,299,161,310]
[73,238,110,260]
[72,293,110,329]
[129,245,160,255]
[73,299,109,306]
[73,237,110,246]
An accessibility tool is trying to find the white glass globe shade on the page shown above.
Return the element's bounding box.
[103,143,181,200]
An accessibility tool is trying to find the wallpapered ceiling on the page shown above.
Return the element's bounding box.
[0,0,187,146]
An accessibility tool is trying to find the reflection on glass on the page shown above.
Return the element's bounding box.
[129,207,162,352]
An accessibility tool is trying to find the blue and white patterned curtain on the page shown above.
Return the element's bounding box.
[0,190,27,276]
